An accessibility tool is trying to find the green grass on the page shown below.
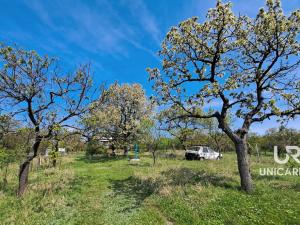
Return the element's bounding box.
[0,152,299,225]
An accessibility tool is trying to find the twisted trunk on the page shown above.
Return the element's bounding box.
[17,158,31,196]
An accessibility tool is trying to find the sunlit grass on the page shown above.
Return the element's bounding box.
[0,152,299,225]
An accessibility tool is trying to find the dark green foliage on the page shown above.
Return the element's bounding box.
[249,127,300,155]
[85,140,107,157]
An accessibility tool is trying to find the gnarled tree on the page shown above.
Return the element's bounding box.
[148,0,300,192]
[0,44,95,196]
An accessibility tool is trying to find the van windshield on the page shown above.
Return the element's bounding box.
[208,148,215,153]
[204,147,214,153]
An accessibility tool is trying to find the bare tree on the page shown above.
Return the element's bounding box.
[0,44,95,196]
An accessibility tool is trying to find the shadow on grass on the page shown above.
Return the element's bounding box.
[294,183,300,192]
[253,174,300,192]
[108,176,158,212]
[161,168,237,189]
[253,174,284,181]
[108,167,238,212]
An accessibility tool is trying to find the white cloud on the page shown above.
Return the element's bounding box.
[25,0,55,28]
[23,0,159,59]
[123,0,162,45]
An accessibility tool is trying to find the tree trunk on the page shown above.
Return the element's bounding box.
[53,140,59,167]
[123,146,129,156]
[111,144,116,156]
[17,138,41,197]
[2,163,9,190]
[53,158,57,167]
[17,158,31,196]
[235,140,253,192]
[152,151,156,165]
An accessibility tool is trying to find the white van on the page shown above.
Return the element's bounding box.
[185,146,222,160]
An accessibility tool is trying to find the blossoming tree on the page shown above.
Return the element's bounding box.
[148,0,300,192]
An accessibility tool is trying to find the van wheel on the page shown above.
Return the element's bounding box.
[217,156,220,160]
[185,154,192,160]
[199,157,204,161]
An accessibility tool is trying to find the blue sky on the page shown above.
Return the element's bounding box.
[0,0,299,134]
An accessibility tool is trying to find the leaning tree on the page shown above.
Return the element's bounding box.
[148,0,300,192]
[0,44,95,196]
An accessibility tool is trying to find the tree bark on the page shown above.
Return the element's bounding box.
[17,158,31,196]
[216,114,253,192]
[17,138,41,197]
[2,163,8,190]
[152,151,156,165]
[123,146,129,156]
[53,140,59,167]
[52,158,57,167]
[111,144,116,156]
[235,140,253,192]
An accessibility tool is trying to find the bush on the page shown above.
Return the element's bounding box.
[85,140,106,157]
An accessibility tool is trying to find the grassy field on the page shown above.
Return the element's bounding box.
[0,152,299,225]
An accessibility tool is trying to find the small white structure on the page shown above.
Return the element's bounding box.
[129,158,140,164]
[58,148,66,155]
[130,158,140,162]
[45,147,67,156]
[99,137,113,147]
